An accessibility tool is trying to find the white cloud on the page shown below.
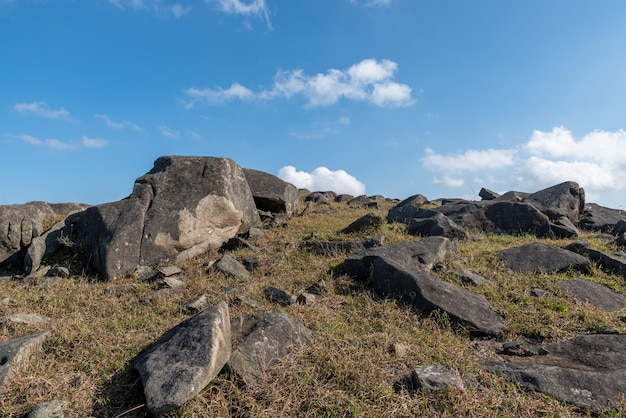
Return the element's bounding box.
[159,125,180,139]
[421,126,626,207]
[14,101,70,119]
[169,3,191,18]
[95,114,143,131]
[349,0,393,6]
[278,166,366,196]
[422,148,516,172]
[18,134,75,151]
[433,176,464,188]
[338,116,351,125]
[214,0,271,29]
[81,136,108,148]
[184,59,414,108]
[184,83,255,107]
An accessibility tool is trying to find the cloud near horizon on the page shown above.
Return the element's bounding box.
[278,166,366,196]
[421,126,626,204]
[184,59,414,108]
[17,134,107,151]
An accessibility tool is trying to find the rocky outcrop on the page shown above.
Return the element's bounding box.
[344,238,504,336]
[386,194,429,224]
[228,312,316,386]
[69,156,261,279]
[243,168,299,216]
[487,334,626,412]
[499,243,591,274]
[132,301,231,415]
[579,203,626,232]
[523,181,585,223]
[0,202,88,267]
[407,211,468,240]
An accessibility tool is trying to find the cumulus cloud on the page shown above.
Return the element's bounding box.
[159,125,180,139]
[95,114,143,131]
[81,136,108,148]
[184,59,414,108]
[14,101,70,119]
[278,166,366,196]
[421,126,626,207]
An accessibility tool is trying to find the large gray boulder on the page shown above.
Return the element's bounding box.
[243,168,299,216]
[579,203,626,232]
[0,332,50,391]
[69,156,261,279]
[387,194,429,224]
[523,181,585,222]
[558,279,626,312]
[228,312,316,386]
[0,202,88,267]
[344,238,504,336]
[487,334,626,412]
[132,301,231,415]
[499,243,591,274]
[407,212,468,240]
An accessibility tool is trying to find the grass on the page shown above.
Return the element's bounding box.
[0,200,625,417]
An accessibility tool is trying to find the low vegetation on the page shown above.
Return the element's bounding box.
[1,201,625,417]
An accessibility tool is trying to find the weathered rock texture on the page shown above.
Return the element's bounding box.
[0,202,88,267]
[71,156,261,279]
[499,243,591,274]
[0,332,50,391]
[487,334,626,412]
[344,237,504,336]
[132,301,231,415]
[243,168,299,216]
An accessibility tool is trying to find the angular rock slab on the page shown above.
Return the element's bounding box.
[558,279,626,312]
[499,242,591,274]
[345,238,504,336]
[228,312,316,386]
[132,301,231,415]
[486,334,626,412]
[0,332,50,390]
[243,168,299,216]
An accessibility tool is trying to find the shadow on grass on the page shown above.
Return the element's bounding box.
[91,365,148,418]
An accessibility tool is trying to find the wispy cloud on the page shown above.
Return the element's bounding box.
[14,101,70,120]
[184,59,414,109]
[278,166,366,196]
[106,0,191,18]
[214,0,272,29]
[16,134,107,151]
[95,114,143,131]
[349,0,393,6]
[421,126,626,206]
[169,3,191,18]
[159,125,180,139]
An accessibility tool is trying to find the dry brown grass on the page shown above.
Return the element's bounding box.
[0,200,625,417]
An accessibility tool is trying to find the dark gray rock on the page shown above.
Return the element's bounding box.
[550,216,579,238]
[335,194,354,203]
[411,365,464,392]
[214,254,251,280]
[387,194,429,224]
[340,213,384,234]
[311,236,384,256]
[478,188,499,201]
[407,212,468,240]
[0,332,50,390]
[228,312,316,386]
[579,203,626,233]
[493,190,529,202]
[558,279,626,312]
[344,237,452,276]
[132,301,231,415]
[243,168,299,216]
[523,181,585,222]
[486,334,626,412]
[69,156,261,279]
[433,201,554,238]
[344,239,504,336]
[455,270,490,286]
[571,246,626,278]
[264,286,297,306]
[499,243,591,274]
[348,195,373,208]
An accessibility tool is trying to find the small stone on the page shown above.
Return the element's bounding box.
[247,227,264,240]
[235,295,261,308]
[296,292,316,305]
[46,266,70,278]
[411,365,465,392]
[264,286,297,306]
[0,296,17,307]
[0,313,50,325]
[160,276,185,289]
[157,266,182,277]
[185,294,210,313]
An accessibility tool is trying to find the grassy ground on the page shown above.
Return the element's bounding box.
[1,201,625,417]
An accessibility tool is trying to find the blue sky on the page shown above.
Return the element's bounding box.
[2,1,626,209]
